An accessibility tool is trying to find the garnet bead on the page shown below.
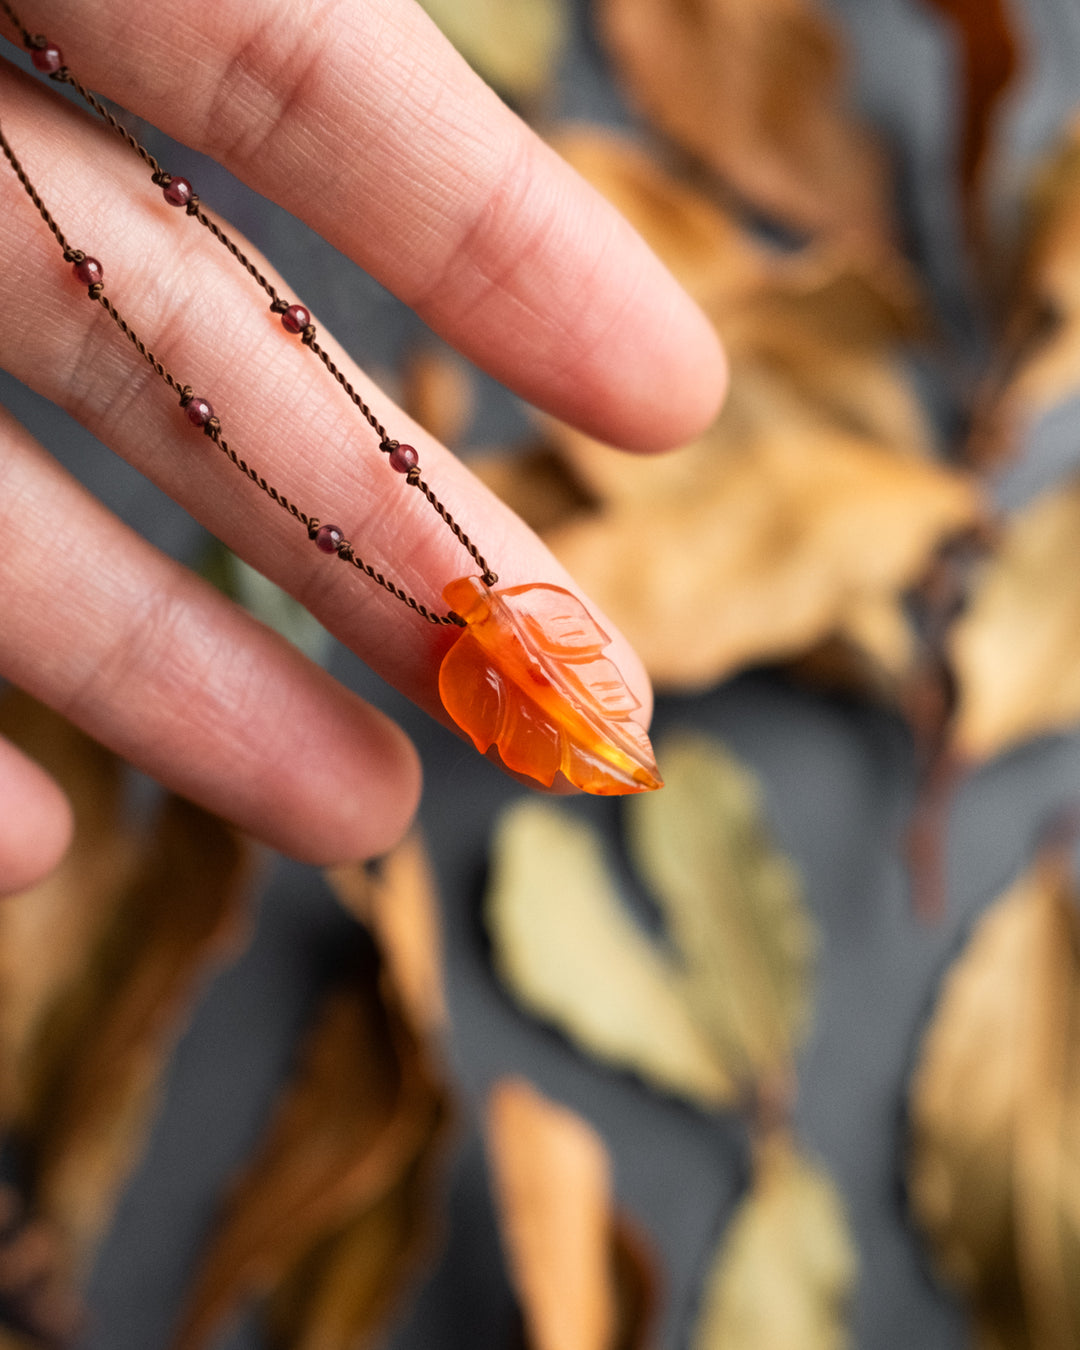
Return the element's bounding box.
[315,525,343,554]
[281,304,311,334]
[31,44,63,74]
[389,443,419,474]
[163,177,193,207]
[185,397,214,427]
[72,256,103,286]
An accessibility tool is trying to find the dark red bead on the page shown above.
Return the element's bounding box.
[31,44,63,74]
[72,256,103,286]
[185,397,214,427]
[281,304,311,334]
[315,525,343,554]
[162,177,193,207]
[389,443,419,474]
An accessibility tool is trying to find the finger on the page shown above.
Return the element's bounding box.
[0,407,421,862]
[0,732,73,894]
[0,63,655,730]
[4,0,726,452]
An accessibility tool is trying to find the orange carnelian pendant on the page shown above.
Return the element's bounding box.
[438,576,662,795]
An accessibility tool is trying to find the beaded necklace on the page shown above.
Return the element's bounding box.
[0,2,662,794]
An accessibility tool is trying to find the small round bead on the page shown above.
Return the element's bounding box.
[162,177,193,207]
[72,256,103,286]
[281,304,311,334]
[31,43,63,74]
[185,397,214,427]
[315,525,343,554]
[389,443,419,474]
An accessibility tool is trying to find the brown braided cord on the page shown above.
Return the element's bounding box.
[0,109,465,627]
[0,0,498,596]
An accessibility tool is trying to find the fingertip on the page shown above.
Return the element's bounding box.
[0,737,75,896]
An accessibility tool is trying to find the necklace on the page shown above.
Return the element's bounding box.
[0,2,662,794]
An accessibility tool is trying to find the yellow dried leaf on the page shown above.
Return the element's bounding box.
[628,734,815,1090]
[908,845,1080,1350]
[595,0,896,255]
[486,1078,658,1350]
[170,967,446,1350]
[693,1130,855,1350]
[950,476,1080,760]
[417,0,567,99]
[970,113,1080,467]
[486,800,734,1107]
[327,831,447,1035]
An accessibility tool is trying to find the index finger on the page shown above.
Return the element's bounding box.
[3,0,726,452]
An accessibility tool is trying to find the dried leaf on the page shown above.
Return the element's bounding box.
[416,0,567,100]
[265,1150,440,1350]
[486,1078,657,1350]
[693,1130,854,1350]
[327,831,447,1036]
[908,844,1080,1350]
[595,0,896,256]
[627,734,815,1092]
[481,387,979,690]
[487,800,735,1107]
[969,114,1080,468]
[20,794,252,1273]
[949,475,1080,760]
[0,693,134,1120]
[921,0,1021,253]
[171,955,447,1350]
[440,577,661,794]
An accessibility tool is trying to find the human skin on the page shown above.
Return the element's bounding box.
[0,0,726,892]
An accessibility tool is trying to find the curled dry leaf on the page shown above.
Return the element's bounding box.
[908,844,1080,1350]
[949,474,1080,761]
[969,113,1080,468]
[487,799,734,1107]
[594,0,896,257]
[627,734,815,1096]
[486,1078,657,1350]
[170,946,447,1350]
[416,0,566,100]
[692,1129,855,1350]
[477,132,976,692]
[327,830,447,1036]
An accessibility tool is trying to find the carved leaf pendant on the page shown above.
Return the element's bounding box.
[439,577,663,795]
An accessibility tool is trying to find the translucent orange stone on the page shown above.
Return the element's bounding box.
[439,576,662,795]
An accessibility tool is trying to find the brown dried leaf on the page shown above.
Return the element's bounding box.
[18,794,251,1274]
[627,734,815,1093]
[969,113,1080,468]
[921,0,1021,253]
[327,831,447,1035]
[950,475,1080,761]
[692,1129,855,1350]
[908,844,1080,1350]
[171,950,447,1350]
[486,800,735,1108]
[481,386,980,690]
[595,0,896,256]
[486,1078,658,1350]
[0,693,134,1120]
[417,0,567,100]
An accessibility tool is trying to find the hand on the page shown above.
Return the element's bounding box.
[0,0,726,892]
